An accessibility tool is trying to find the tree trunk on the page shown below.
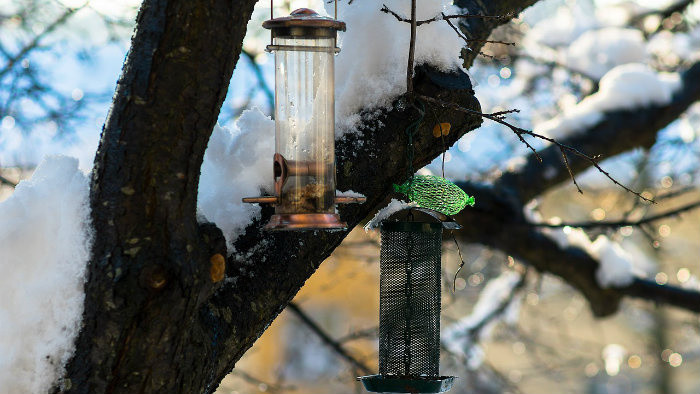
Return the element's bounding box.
[63,0,257,392]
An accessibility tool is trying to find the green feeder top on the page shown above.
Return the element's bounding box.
[393,175,475,216]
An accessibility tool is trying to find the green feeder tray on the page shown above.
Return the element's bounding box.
[358,375,456,393]
[394,175,475,216]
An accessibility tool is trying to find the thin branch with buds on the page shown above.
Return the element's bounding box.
[0,5,84,81]
[381,4,516,49]
[415,94,654,203]
[380,4,513,26]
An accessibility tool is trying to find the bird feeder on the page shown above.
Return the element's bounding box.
[242,7,364,230]
[359,209,457,393]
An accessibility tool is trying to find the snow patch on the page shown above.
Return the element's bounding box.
[590,236,637,288]
[335,0,463,132]
[525,6,596,48]
[197,108,275,251]
[536,63,681,139]
[540,224,641,288]
[566,28,647,79]
[526,203,646,289]
[0,156,92,394]
[337,189,365,198]
[441,271,523,368]
[364,199,417,231]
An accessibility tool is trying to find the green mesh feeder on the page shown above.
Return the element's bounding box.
[393,175,475,216]
[358,212,456,393]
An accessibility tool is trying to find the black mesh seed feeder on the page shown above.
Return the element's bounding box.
[359,208,458,393]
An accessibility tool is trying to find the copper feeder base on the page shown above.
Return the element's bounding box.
[242,195,365,231]
[265,213,347,231]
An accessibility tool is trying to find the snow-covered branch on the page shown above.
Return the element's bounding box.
[496,61,700,203]
[452,181,700,317]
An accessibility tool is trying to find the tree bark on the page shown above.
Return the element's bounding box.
[63,0,257,392]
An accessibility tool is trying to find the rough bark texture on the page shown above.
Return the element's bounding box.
[63,0,257,392]
[455,0,539,67]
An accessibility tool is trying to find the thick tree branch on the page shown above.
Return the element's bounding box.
[630,0,696,27]
[453,182,700,317]
[454,0,540,68]
[496,61,700,203]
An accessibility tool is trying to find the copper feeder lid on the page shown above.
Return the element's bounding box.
[263,8,346,31]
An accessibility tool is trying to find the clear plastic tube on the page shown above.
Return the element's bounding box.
[273,36,336,214]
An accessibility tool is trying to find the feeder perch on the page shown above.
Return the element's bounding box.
[359,209,457,393]
[242,8,365,230]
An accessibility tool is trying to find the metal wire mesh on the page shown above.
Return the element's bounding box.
[379,221,443,377]
[394,175,475,216]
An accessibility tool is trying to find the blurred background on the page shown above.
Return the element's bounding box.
[1,0,700,393]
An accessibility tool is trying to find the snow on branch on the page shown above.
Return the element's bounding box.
[335,0,465,131]
[442,270,526,368]
[416,94,654,202]
[535,64,681,140]
[364,199,417,231]
[389,0,646,203]
[197,109,274,252]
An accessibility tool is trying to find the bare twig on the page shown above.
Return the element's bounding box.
[0,173,17,188]
[531,199,700,229]
[406,0,417,95]
[380,5,513,26]
[287,302,372,374]
[416,94,654,203]
[559,146,582,194]
[231,369,295,393]
[655,186,697,201]
[0,5,84,81]
[337,326,378,343]
[241,49,274,109]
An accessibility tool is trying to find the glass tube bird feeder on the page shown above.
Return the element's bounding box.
[243,7,364,230]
